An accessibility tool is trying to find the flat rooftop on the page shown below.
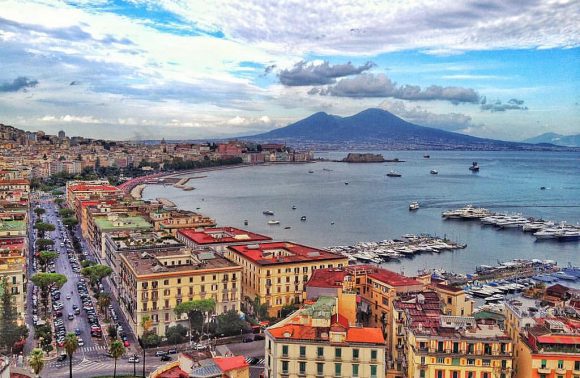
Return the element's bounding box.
[178,227,271,245]
[228,242,345,266]
[0,220,26,232]
[94,215,152,231]
[347,265,423,287]
[68,184,119,192]
[120,248,239,277]
[108,231,183,250]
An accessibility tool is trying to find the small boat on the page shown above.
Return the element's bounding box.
[330,221,335,225]
[262,210,275,216]
[540,186,546,190]
[300,216,307,221]
[308,170,314,173]
[409,201,420,211]
[322,168,333,172]
[344,182,349,185]
[423,154,430,158]
[469,162,480,172]
[267,220,280,225]
[243,220,248,226]
[386,171,402,177]
[284,226,291,230]
[291,205,296,210]
[430,169,438,175]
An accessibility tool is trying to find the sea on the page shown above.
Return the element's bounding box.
[142,150,580,276]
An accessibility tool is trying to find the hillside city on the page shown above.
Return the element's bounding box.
[0,125,579,378]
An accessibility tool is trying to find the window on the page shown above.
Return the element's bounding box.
[300,346,306,358]
[299,362,306,375]
[335,348,341,359]
[482,373,489,378]
[575,360,580,370]
[452,372,459,378]
[371,349,377,361]
[452,358,460,366]
[334,363,341,376]
[352,364,359,377]
[467,373,474,378]
[482,359,491,367]
[189,277,193,283]
[419,371,425,378]
[317,347,324,358]
[558,360,564,369]
[316,363,324,375]
[438,341,444,352]
[447,297,452,304]
[436,357,445,364]
[467,358,475,365]
[177,278,181,284]
[541,360,547,368]
[352,349,359,360]
[437,371,444,378]
[282,345,288,357]
[282,360,288,374]
[370,365,377,378]
[163,279,169,285]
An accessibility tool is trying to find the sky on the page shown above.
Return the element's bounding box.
[0,0,578,141]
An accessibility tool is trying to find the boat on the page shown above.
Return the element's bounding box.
[430,169,438,175]
[386,171,402,177]
[469,162,480,171]
[308,170,314,173]
[300,216,307,221]
[540,186,546,190]
[423,154,430,158]
[409,201,420,211]
[291,205,296,210]
[267,220,280,225]
[344,182,349,185]
[552,271,577,281]
[284,226,292,230]
[262,210,275,216]
[243,220,248,226]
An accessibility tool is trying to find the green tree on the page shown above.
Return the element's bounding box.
[174,298,215,340]
[36,238,55,250]
[97,293,111,321]
[54,198,64,206]
[109,339,125,378]
[28,348,45,377]
[141,315,153,334]
[63,217,79,229]
[34,222,55,238]
[253,295,269,321]
[30,273,67,316]
[0,278,29,353]
[142,331,161,348]
[166,324,188,345]
[216,310,249,337]
[81,264,113,287]
[107,324,118,340]
[59,208,74,218]
[63,332,79,378]
[81,260,95,268]
[37,251,58,272]
[34,207,46,217]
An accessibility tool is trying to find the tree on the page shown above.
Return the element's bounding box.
[109,340,125,378]
[36,238,54,250]
[54,198,64,206]
[253,295,269,321]
[34,222,55,238]
[30,273,67,316]
[216,310,249,337]
[166,324,188,345]
[174,299,216,340]
[0,278,29,353]
[141,315,153,334]
[63,332,78,378]
[97,293,111,321]
[142,332,161,348]
[28,348,45,377]
[59,208,74,218]
[63,217,79,229]
[81,260,95,268]
[81,264,112,287]
[34,207,46,217]
[107,324,118,340]
[37,251,58,272]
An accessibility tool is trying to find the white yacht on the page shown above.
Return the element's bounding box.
[409,201,420,211]
[267,220,280,225]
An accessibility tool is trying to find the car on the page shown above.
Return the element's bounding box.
[242,337,254,343]
[167,348,177,354]
[77,338,84,346]
[128,356,140,363]
[74,308,80,315]
[155,351,167,357]
[72,304,78,310]
[160,355,172,362]
[123,340,130,347]
[68,313,74,320]
[75,328,81,336]
[254,334,265,340]
[191,343,208,351]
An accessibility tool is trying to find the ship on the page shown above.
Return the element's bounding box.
[267,220,280,225]
[469,162,480,171]
[409,201,420,211]
[430,169,438,175]
[386,171,402,177]
[262,210,275,216]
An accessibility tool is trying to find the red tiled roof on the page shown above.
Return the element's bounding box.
[537,335,580,345]
[354,265,422,287]
[157,366,188,378]
[228,242,345,266]
[347,327,385,344]
[178,227,271,245]
[68,184,119,192]
[306,268,350,288]
[0,180,29,185]
[213,356,248,372]
[433,282,464,293]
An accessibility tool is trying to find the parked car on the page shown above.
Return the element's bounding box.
[57,353,67,362]
[167,348,177,354]
[155,351,167,357]
[128,356,140,363]
[160,355,172,362]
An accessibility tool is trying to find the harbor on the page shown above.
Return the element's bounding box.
[442,205,580,241]
[327,234,467,263]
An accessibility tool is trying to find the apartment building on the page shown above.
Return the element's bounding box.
[0,237,27,320]
[176,227,271,254]
[224,242,348,317]
[117,248,242,337]
[149,210,216,235]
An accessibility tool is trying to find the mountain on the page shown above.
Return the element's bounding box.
[523,132,580,147]
[247,108,547,150]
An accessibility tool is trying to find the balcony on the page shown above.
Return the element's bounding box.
[555,368,566,375]
[538,367,551,374]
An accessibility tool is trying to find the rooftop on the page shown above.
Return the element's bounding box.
[178,227,271,245]
[228,242,345,266]
[107,231,183,250]
[347,265,423,288]
[306,268,351,289]
[119,248,239,277]
[94,215,152,231]
[0,220,26,232]
[68,184,119,192]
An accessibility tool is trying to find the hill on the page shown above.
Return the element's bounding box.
[523,132,580,147]
[246,108,550,150]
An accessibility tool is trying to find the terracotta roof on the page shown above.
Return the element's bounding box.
[306,268,350,288]
[433,282,464,293]
[178,227,271,245]
[68,184,119,192]
[157,366,189,378]
[354,265,422,287]
[228,242,345,266]
[347,327,385,344]
[213,356,248,372]
[537,335,580,345]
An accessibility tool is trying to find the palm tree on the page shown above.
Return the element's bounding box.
[28,348,44,377]
[109,339,125,378]
[97,293,111,321]
[63,332,79,378]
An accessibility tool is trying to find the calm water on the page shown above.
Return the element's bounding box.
[143,151,580,275]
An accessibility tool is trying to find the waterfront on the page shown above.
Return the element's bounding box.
[142,150,580,275]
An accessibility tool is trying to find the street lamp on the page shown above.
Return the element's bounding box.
[132,353,137,377]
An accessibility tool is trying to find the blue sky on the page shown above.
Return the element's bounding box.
[0,0,578,140]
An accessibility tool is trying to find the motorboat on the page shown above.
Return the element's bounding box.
[409,201,420,211]
[424,154,430,158]
[300,216,307,221]
[291,205,296,210]
[262,210,275,216]
[430,169,438,175]
[267,220,280,225]
[386,171,402,177]
[469,162,480,171]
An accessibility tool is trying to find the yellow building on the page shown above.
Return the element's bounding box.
[224,242,348,317]
[149,210,216,235]
[0,237,27,320]
[431,281,474,317]
[265,296,386,378]
[394,291,514,378]
[117,247,242,337]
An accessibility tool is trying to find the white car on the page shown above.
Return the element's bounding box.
[77,338,84,346]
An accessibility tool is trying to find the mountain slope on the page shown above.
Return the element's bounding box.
[523,132,580,147]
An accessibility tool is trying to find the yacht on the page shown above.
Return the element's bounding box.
[469,162,480,171]
[430,169,438,175]
[267,220,280,225]
[423,154,430,158]
[522,221,553,232]
[300,216,307,221]
[409,201,420,211]
[386,171,402,177]
[262,210,275,216]
[291,205,297,210]
[495,217,530,228]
